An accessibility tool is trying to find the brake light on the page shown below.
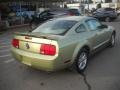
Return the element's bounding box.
[68,12,74,16]
[40,44,56,56]
[12,39,19,48]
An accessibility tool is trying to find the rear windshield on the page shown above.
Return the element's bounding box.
[69,9,79,13]
[97,8,114,12]
[105,8,114,11]
[32,20,77,35]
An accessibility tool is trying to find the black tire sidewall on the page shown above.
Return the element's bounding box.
[109,34,115,47]
[75,49,88,73]
[105,17,111,22]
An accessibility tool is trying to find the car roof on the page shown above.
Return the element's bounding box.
[51,16,93,22]
[46,8,80,14]
[49,8,78,11]
[97,8,114,10]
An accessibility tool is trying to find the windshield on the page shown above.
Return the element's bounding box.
[32,20,77,35]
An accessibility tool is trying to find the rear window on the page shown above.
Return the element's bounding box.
[32,20,77,35]
[69,9,80,15]
[69,9,78,13]
[105,8,114,11]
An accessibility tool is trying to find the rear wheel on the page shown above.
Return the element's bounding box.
[105,17,111,22]
[75,49,88,73]
[109,34,115,47]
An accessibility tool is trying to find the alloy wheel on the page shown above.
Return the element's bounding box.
[78,52,88,71]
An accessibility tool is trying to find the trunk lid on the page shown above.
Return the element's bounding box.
[13,32,59,55]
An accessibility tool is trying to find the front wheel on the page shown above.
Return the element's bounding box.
[75,49,88,73]
[109,34,115,47]
[105,17,111,22]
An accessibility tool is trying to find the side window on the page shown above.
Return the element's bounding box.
[39,12,48,17]
[85,19,101,31]
[75,24,87,33]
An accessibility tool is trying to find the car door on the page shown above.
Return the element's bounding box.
[85,19,109,50]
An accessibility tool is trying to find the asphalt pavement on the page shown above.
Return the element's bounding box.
[0,20,120,90]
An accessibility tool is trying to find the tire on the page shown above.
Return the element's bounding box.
[105,17,111,22]
[109,34,115,47]
[75,49,88,73]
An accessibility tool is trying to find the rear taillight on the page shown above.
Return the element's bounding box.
[12,39,19,48]
[40,44,56,56]
[68,12,75,16]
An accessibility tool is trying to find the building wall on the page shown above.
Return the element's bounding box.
[92,0,118,3]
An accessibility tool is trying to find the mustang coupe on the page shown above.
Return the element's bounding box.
[11,16,116,73]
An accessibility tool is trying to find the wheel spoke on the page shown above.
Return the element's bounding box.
[78,52,87,70]
[111,35,115,46]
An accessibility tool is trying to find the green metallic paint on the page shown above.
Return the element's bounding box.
[11,16,115,71]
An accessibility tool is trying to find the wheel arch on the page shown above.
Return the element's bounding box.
[81,45,90,55]
[112,30,116,36]
[71,44,91,64]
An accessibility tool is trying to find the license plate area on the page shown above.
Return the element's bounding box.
[22,56,31,66]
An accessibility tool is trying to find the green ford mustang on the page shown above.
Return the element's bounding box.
[11,16,116,73]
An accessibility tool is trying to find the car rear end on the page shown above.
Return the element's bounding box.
[11,19,78,71]
[105,8,117,19]
[68,9,81,16]
[11,33,62,71]
[93,8,117,21]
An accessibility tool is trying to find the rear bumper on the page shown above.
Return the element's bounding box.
[11,47,62,71]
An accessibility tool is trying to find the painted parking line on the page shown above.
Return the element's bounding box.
[0,40,10,43]
[0,49,10,53]
[0,54,11,58]
[4,59,15,64]
[0,39,7,42]
[0,34,12,37]
[1,42,11,45]
[0,37,11,39]
[0,38,10,41]
[0,38,12,41]
[0,36,12,38]
[0,45,10,48]
[0,42,10,45]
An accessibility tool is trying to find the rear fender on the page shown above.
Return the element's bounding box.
[71,40,91,64]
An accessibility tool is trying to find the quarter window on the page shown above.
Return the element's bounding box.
[75,24,87,33]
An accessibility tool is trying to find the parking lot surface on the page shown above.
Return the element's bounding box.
[0,20,120,90]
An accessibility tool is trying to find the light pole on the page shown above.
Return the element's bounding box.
[88,0,89,15]
[81,0,85,14]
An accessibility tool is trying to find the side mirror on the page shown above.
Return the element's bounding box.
[97,24,108,29]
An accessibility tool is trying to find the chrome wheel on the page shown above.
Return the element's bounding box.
[110,34,115,47]
[78,52,88,70]
[111,35,115,45]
